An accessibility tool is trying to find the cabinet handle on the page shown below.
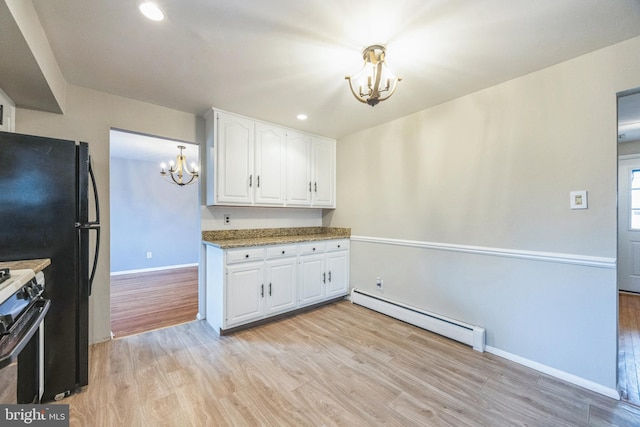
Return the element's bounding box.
[314,182,317,193]
[328,271,332,282]
[269,283,272,296]
[261,284,264,297]
[257,175,260,187]
[323,272,326,283]
[309,181,312,192]
[249,174,253,187]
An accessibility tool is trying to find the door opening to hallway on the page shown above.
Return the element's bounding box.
[617,89,640,406]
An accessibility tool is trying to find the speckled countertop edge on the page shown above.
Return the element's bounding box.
[0,258,51,273]
[202,227,351,249]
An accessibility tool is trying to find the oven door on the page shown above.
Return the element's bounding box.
[0,298,50,404]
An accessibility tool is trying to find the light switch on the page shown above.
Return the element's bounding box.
[570,191,588,209]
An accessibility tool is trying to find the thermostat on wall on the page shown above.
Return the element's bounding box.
[570,190,588,209]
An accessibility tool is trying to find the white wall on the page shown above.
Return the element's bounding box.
[110,156,199,273]
[330,36,640,395]
[16,84,201,343]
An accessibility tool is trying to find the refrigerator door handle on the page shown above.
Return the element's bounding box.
[88,158,100,225]
[87,159,100,295]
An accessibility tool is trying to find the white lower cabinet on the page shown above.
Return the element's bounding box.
[226,261,264,327]
[298,252,326,306]
[298,240,350,307]
[206,239,349,333]
[264,250,297,315]
[326,250,349,298]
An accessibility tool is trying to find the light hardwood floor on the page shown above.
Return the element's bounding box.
[619,292,640,406]
[65,300,639,426]
[110,266,198,338]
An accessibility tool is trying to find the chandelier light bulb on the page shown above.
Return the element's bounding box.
[139,2,165,21]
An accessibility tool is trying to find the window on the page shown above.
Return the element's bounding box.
[631,169,640,229]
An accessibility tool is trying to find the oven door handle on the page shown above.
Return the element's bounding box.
[0,299,50,369]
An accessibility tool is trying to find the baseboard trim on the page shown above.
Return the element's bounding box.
[110,263,198,276]
[485,346,620,400]
[350,235,615,269]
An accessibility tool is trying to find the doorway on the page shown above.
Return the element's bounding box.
[109,129,200,337]
[617,90,640,406]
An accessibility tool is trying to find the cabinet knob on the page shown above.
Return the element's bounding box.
[282,250,285,254]
[312,247,316,251]
[337,245,341,248]
[245,254,249,258]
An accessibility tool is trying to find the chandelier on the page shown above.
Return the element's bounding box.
[345,44,402,107]
[160,145,199,186]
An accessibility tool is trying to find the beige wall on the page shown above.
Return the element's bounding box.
[330,36,640,393]
[16,84,201,343]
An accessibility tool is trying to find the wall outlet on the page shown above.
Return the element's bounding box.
[146,252,152,259]
[570,190,588,209]
[376,277,383,290]
[224,214,231,225]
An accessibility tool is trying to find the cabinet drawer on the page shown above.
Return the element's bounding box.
[298,241,326,255]
[266,244,298,259]
[226,248,265,264]
[326,239,349,252]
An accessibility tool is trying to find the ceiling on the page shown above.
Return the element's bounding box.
[3,0,640,139]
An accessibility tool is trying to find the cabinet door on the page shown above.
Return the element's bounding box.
[265,257,297,315]
[298,254,325,306]
[226,262,264,327]
[216,112,255,204]
[286,131,312,206]
[325,251,349,298]
[311,137,335,207]
[255,123,286,205]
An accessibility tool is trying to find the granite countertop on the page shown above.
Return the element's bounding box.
[202,227,351,249]
[0,258,51,273]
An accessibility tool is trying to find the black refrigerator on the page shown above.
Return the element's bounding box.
[0,130,100,402]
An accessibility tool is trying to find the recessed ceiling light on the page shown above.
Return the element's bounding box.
[139,2,165,21]
[297,114,308,120]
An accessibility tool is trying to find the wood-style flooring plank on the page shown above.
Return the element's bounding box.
[619,292,640,406]
[62,300,640,426]
[110,266,198,338]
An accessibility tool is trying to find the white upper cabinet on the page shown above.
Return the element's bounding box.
[286,133,336,208]
[206,108,336,208]
[214,112,254,204]
[286,131,313,206]
[255,123,286,205]
[311,137,335,207]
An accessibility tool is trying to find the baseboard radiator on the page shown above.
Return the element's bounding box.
[350,289,486,352]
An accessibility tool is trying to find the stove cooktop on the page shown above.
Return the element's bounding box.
[0,269,36,305]
[0,268,10,285]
